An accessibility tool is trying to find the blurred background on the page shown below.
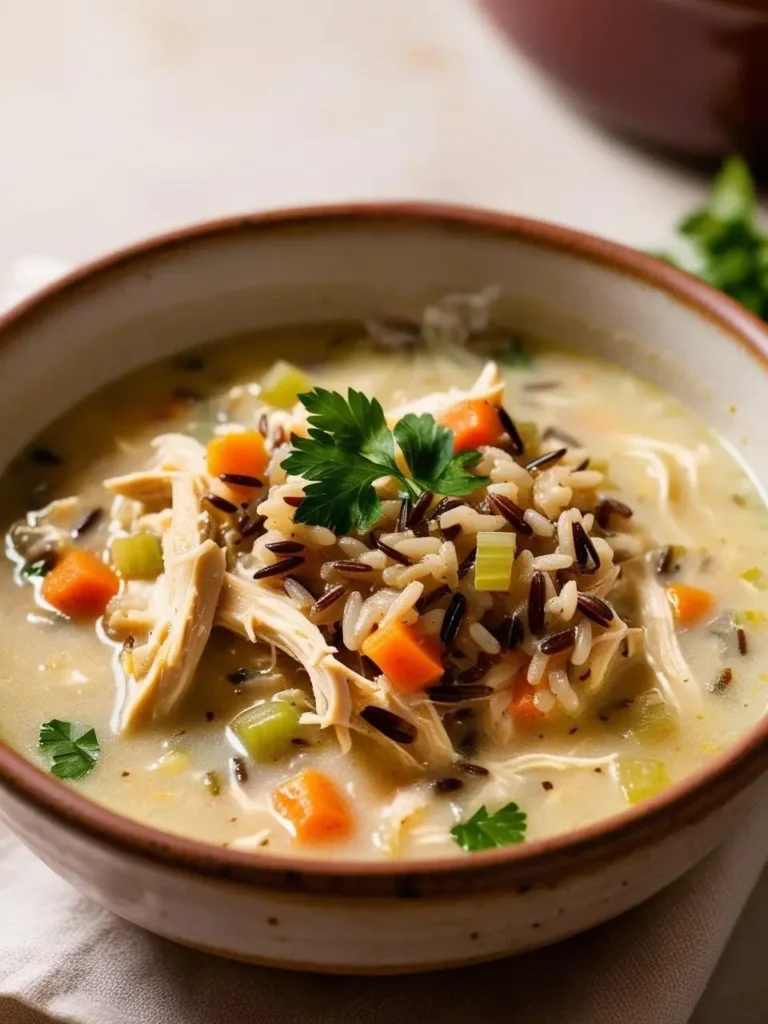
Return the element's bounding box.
[0,0,731,283]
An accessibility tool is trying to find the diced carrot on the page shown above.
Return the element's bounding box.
[273,769,353,843]
[361,620,444,693]
[41,549,119,620]
[206,432,268,492]
[438,398,503,453]
[508,666,544,725]
[666,584,715,626]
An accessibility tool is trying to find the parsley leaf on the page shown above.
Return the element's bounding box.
[39,719,100,780]
[21,559,53,578]
[450,802,527,852]
[655,156,768,320]
[283,388,489,533]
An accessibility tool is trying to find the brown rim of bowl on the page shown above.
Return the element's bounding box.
[0,202,767,898]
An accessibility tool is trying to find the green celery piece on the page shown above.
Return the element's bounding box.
[260,361,312,409]
[111,534,164,579]
[627,692,677,743]
[231,700,301,762]
[616,757,670,805]
[474,531,516,591]
[709,154,755,222]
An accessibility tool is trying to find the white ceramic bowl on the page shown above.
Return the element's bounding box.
[0,205,766,972]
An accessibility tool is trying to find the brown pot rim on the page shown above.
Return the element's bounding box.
[0,201,767,898]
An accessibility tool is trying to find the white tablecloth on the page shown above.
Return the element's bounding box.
[0,2,765,1021]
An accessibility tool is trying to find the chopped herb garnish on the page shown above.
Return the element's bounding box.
[22,559,53,578]
[655,156,768,318]
[498,337,532,368]
[450,801,527,852]
[39,719,100,780]
[282,388,489,533]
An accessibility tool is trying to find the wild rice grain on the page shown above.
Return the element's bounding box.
[457,761,490,777]
[539,627,577,655]
[497,406,524,455]
[253,556,305,579]
[489,493,533,535]
[710,667,733,693]
[496,615,524,651]
[397,498,411,532]
[239,514,266,539]
[596,497,633,529]
[73,508,103,537]
[265,540,305,554]
[220,472,263,488]
[283,496,304,508]
[205,493,239,514]
[433,777,464,794]
[407,491,433,529]
[257,412,269,437]
[572,521,600,574]
[30,447,62,466]
[528,571,546,634]
[442,523,461,541]
[576,592,615,626]
[374,534,411,566]
[360,705,417,744]
[440,593,467,645]
[656,545,675,575]
[230,756,248,783]
[416,584,450,612]
[333,560,374,574]
[310,584,346,615]
[737,627,748,656]
[526,447,567,473]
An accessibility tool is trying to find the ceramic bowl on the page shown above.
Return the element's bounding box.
[481,0,768,166]
[0,205,766,973]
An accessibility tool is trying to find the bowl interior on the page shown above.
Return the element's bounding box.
[1,210,765,492]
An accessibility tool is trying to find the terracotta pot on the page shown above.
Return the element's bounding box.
[481,0,768,164]
[0,204,767,972]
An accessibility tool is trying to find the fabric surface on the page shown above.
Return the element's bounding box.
[0,807,766,1024]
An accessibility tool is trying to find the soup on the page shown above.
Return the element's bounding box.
[1,293,766,860]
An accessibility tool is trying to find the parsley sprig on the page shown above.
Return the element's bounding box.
[654,155,768,318]
[451,801,527,852]
[39,719,100,780]
[283,388,488,533]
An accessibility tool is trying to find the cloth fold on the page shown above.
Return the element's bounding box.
[0,804,765,1024]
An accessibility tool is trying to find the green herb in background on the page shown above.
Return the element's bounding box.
[283,388,489,533]
[39,719,100,780]
[450,801,528,852]
[654,155,768,318]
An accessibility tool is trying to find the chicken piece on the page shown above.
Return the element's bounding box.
[119,473,225,730]
[216,573,455,767]
[385,361,504,424]
[105,434,209,507]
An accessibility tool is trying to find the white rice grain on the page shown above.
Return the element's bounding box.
[379,581,424,630]
[395,537,442,558]
[527,650,549,684]
[571,619,593,665]
[342,591,364,650]
[545,579,578,621]
[532,553,573,572]
[567,470,604,490]
[337,536,368,558]
[524,508,555,538]
[440,506,506,533]
[469,621,502,655]
[533,687,557,713]
[283,576,314,609]
[419,608,445,636]
[548,668,580,715]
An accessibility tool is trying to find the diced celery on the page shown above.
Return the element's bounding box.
[231,700,301,762]
[740,566,763,586]
[627,691,678,742]
[735,609,766,625]
[150,750,189,775]
[111,533,164,579]
[616,757,670,805]
[260,361,312,409]
[474,531,517,591]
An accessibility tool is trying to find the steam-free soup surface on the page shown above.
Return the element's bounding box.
[1,309,766,860]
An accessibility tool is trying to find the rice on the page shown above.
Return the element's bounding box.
[342,591,364,650]
[395,537,441,558]
[439,506,506,533]
[527,650,549,684]
[524,508,555,538]
[468,621,502,655]
[532,553,573,572]
[533,687,557,713]
[283,576,314,609]
[571,619,593,666]
[546,579,578,622]
[379,581,424,629]
[548,668,580,715]
[419,608,445,636]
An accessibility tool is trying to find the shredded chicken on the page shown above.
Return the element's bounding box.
[216,572,454,768]
[119,472,225,730]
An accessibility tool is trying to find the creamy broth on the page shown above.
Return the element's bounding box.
[1,313,767,860]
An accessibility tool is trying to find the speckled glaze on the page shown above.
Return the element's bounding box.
[482,0,768,165]
[0,205,767,972]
